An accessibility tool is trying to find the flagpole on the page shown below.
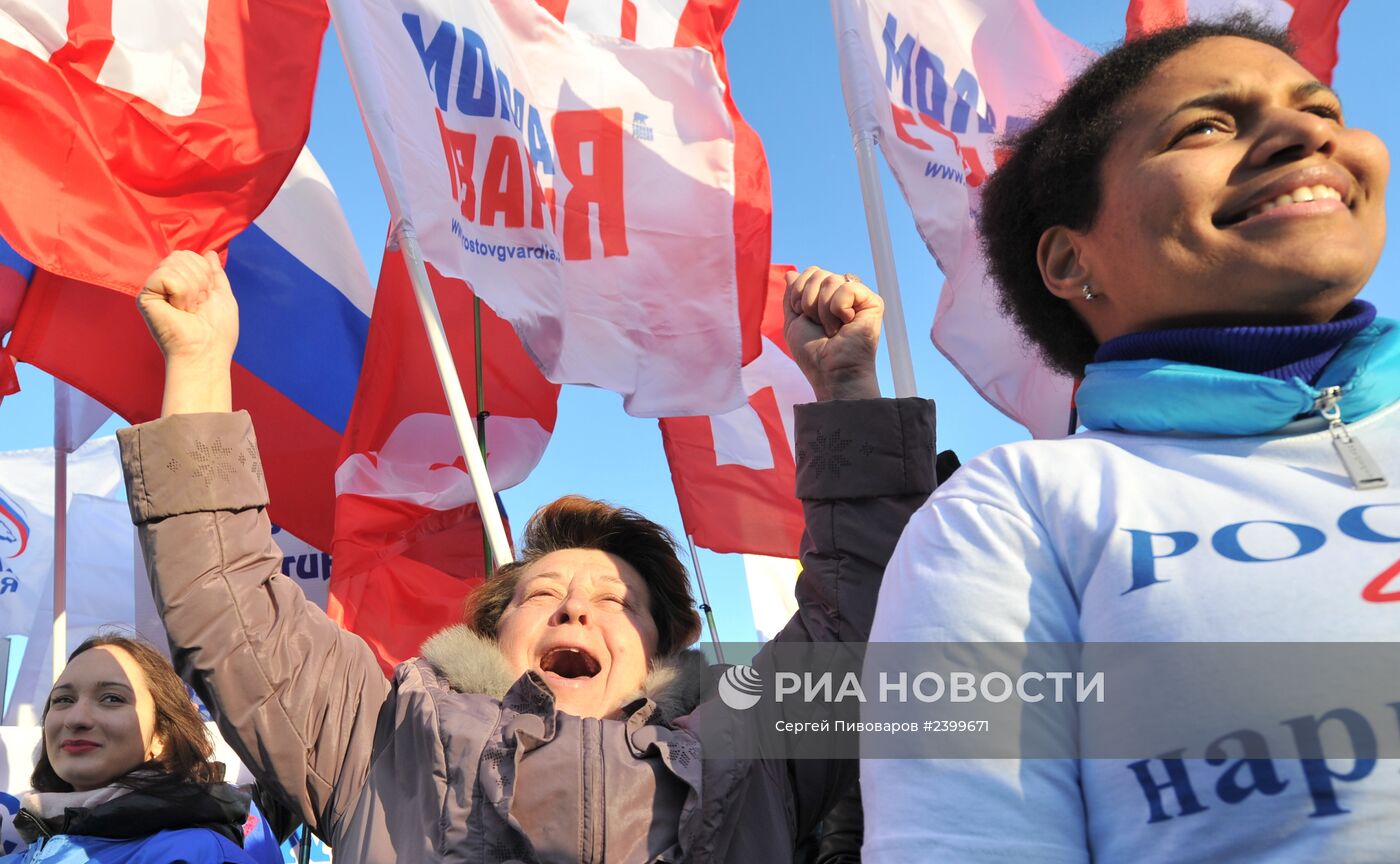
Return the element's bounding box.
[396,223,514,565]
[830,0,917,398]
[684,535,725,665]
[51,448,66,685]
[329,0,513,566]
[851,133,919,397]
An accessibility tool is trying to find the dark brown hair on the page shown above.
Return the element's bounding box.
[33,633,224,792]
[465,495,703,657]
[979,15,1293,376]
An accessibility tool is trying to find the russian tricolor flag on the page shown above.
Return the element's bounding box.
[5,150,373,549]
[227,150,374,438]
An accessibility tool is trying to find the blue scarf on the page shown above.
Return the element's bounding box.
[1076,317,1400,436]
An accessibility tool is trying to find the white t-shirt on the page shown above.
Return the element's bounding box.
[863,400,1400,863]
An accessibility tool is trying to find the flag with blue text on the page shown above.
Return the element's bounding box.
[832,0,1093,438]
[332,0,752,416]
[536,0,773,369]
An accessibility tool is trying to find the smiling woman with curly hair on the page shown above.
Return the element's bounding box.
[863,16,1398,864]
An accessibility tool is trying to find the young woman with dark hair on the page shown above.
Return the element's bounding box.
[117,253,937,861]
[3,634,260,862]
[864,16,1397,864]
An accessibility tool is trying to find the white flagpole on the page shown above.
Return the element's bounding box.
[52,387,68,685]
[830,0,918,398]
[396,222,513,563]
[851,134,919,398]
[329,0,513,566]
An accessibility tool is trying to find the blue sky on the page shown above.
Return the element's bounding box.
[2,2,1397,645]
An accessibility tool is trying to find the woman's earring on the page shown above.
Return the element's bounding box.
[1082,284,1098,302]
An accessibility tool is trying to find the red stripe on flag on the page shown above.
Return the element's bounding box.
[6,271,162,422]
[661,385,803,557]
[1284,0,1348,84]
[0,267,26,334]
[231,365,341,549]
[537,0,570,23]
[674,0,770,365]
[1125,0,1189,40]
[329,495,490,675]
[621,1,638,41]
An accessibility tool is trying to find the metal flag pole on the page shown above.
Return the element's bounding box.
[830,0,918,398]
[329,0,513,565]
[685,534,725,665]
[396,224,514,565]
[851,132,919,397]
[51,445,67,686]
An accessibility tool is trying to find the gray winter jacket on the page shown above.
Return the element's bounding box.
[117,398,934,863]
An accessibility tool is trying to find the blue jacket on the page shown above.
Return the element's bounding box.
[0,828,256,863]
[0,783,262,864]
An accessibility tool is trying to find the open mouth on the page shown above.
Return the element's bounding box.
[1216,183,1349,227]
[540,647,602,680]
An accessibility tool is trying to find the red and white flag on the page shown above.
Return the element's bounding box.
[7,150,376,551]
[1126,0,1347,84]
[0,0,327,291]
[330,248,561,672]
[660,266,809,558]
[537,0,772,369]
[331,0,754,416]
[832,0,1093,438]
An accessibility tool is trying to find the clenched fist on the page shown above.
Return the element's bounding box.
[783,266,882,401]
[138,251,238,416]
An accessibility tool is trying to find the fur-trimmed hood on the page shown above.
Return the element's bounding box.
[419,625,715,726]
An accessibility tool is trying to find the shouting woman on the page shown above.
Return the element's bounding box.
[118,255,935,862]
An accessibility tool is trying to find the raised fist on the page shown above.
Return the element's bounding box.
[137,250,239,367]
[783,266,883,401]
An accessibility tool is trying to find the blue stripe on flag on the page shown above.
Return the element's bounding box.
[0,235,35,283]
[227,226,369,434]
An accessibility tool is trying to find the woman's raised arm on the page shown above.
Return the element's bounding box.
[120,251,390,845]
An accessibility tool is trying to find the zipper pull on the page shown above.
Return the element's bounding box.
[1315,386,1388,490]
[15,808,53,842]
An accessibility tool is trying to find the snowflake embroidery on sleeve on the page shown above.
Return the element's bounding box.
[186,438,234,487]
[237,439,264,483]
[800,428,853,479]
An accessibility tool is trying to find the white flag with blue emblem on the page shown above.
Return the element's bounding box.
[0,439,122,723]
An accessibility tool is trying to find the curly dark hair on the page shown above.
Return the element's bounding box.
[465,495,703,657]
[979,16,1294,377]
[34,632,225,792]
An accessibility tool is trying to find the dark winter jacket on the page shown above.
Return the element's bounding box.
[117,398,935,863]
